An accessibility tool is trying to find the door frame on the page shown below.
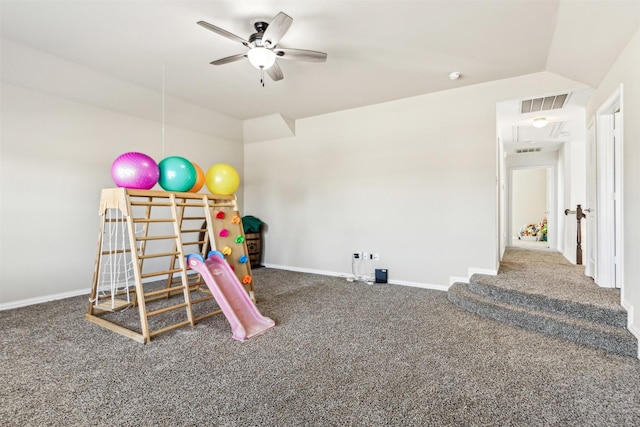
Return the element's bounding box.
[592,85,624,291]
[585,119,596,278]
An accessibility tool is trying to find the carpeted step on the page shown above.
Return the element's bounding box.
[448,282,638,358]
[469,274,628,329]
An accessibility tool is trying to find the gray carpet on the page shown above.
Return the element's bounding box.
[448,247,637,357]
[2,264,640,426]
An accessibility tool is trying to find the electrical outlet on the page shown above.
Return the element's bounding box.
[373,253,380,261]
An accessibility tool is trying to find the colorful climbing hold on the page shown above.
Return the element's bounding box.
[222,246,232,256]
[231,215,241,224]
[235,235,244,243]
[216,211,225,219]
[242,275,252,284]
[219,229,229,237]
[239,255,248,263]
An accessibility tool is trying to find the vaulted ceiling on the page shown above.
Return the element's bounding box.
[1,1,638,122]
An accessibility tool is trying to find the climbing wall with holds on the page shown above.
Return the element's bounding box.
[209,208,253,293]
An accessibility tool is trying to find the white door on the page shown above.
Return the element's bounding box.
[594,109,623,289]
[596,114,615,287]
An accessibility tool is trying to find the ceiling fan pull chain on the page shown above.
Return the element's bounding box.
[260,67,265,87]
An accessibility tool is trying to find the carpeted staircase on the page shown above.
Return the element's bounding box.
[449,273,637,358]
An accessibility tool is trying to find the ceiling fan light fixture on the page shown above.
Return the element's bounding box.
[532,117,548,128]
[247,47,276,70]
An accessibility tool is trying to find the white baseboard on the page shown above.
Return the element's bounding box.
[468,267,498,276]
[622,303,640,359]
[0,288,89,311]
[391,279,449,292]
[0,270,200,312]
[449,276,469,285]
[448,267,497,287]
[262,263,346,278]
[262,263,449,292]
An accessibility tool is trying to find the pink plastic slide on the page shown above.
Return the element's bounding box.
[186,253,275,341]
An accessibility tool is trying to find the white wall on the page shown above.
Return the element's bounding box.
[244,72,587,288]
[0,43,244,306]
[586,28,640,343]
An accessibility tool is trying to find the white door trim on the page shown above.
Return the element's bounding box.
[585,119,596,278]
[594,85,624,291]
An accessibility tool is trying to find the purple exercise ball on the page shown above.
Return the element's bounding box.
[111,152,159,190]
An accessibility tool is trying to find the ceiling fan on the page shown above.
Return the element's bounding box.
[197,12,327,85]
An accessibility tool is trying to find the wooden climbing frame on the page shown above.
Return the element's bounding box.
[85,188,255,343]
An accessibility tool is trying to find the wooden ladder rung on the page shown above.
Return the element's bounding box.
[101,248,132,256]
[133,218,176,223]
[180,229,204,234]
[175,201,206,207]
[130,201,173,207]
[149,320,192,337]
[144,284,185,297]
[135,235,178,241]
[190,295,215,305]
[138,251,180,260]
[193,309,223,322]
[180,239,205,246]
[140,268,182,279]
[147,302,188,317]
[104,218,127,223]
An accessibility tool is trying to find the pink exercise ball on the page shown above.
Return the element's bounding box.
[111,152,159,190]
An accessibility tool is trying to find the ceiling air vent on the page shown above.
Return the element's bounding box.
[516,148,542,154]
[521,93,569,113]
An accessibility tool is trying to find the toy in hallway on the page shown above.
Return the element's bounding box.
[518,218,548,241]
[187,252,274,341]
[205,163,240,195]
[158,156,197,192]
[111,152,160,190]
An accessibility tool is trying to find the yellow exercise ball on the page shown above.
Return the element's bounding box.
[205,163,240,195]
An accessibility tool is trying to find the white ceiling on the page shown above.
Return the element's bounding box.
[1,0,638,125]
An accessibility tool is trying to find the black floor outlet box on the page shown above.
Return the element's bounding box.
[375,269,388,283]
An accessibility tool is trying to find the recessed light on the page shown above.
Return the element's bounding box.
[532,117,548,128]
[449,71,461,80]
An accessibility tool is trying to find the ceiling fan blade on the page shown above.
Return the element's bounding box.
[266,61,284,81]
[275,48,327,62]
[197,21,248,46]
[210,53,247,66]
[262,12,293,47]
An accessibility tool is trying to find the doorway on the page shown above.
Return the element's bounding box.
[508,166,555,249]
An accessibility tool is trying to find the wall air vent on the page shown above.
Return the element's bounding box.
[521,93,569,113]
[516,148,542,154]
